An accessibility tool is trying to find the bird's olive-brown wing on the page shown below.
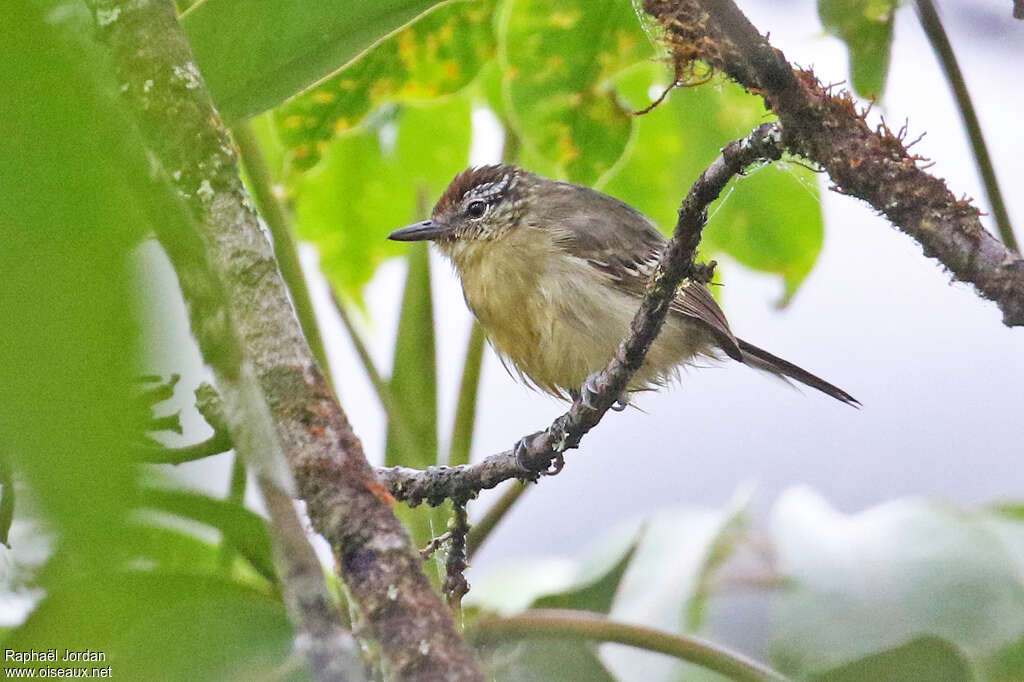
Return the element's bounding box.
[542,182,742,360]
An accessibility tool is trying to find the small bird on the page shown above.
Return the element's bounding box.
[389,164,857,406]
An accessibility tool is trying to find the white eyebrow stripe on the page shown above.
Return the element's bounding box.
[468,174,511,204]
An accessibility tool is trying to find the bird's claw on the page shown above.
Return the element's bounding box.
[514,435,533,471]
[580,374,602,410]
[580,374,628,411]
[544,453,565,476]
[515,435,565,477]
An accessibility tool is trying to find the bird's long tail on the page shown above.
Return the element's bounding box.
[736,339,859,406]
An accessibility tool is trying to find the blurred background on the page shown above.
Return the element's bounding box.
[155,0,1022,668]
[4,0,1022,679]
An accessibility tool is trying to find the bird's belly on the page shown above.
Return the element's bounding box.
[463,256,712,397]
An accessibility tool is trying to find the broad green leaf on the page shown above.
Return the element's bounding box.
[603,494,751,682]
[703,164,824,305]
[468,518,639,615]
[811,636,975,682]
[769,487,1024,678]
[480,637,617,682]
[531,530,640,614]
[292,96,472,298]
[141,486,277,582]
[118,522,224,574]
[387,244,448,551]
[446,321,486,467]
[467,558,578,615]
[1,1,153,570]
[180,0,453,121]
[818,0,897,100]
[471,532,639,682]
[3,573,295,680]
[2,15,291,680]
[498,0,654,184]
[986,635,1024,682]
[277,0,497,169]
[604,65,824,300]
[386,244,437,468]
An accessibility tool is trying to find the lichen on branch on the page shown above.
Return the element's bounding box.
[642,0,1024,326]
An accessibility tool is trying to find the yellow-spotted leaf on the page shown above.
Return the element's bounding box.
[499,0,655,185]
[277,0,497,169]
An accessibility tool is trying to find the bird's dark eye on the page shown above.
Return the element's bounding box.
[466,201,487,219]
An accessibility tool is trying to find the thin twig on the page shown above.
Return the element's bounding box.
[444,505,471,611]
[473,609,790,682]
[419,531,452,560]
[640,0,1024,326]
[376,123,785,505]
[913,0,1017,251]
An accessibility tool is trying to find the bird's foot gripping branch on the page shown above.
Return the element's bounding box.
[376,122,785,507]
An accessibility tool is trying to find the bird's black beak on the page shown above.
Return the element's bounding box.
[388,219,449,242]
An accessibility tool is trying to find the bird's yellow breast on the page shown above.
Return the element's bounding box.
[441,228,713,398]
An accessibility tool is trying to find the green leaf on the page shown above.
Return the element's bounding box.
[531,530,640,614]
[386,244,438,469]
[986,635,1024,682]
[604,65,824,300]
[498,0,654,184]
[703,163,824,304]
[604,494,751,681]
[769,487,1024,678]
[276,0,497,169]
[3,573,295,680]
[446,322,486,467]
[811,636,975,682]
[180,0,453,121]
[818,0,897,100]
[119,522,224,574]
[468,558,578,615]
[480,637,617,682]
[292,96,472,298]
[385,241,449,552]
[469,495,751,682]
[1,1,153,570]
[470,534,635,681]
[142,486,277,582]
